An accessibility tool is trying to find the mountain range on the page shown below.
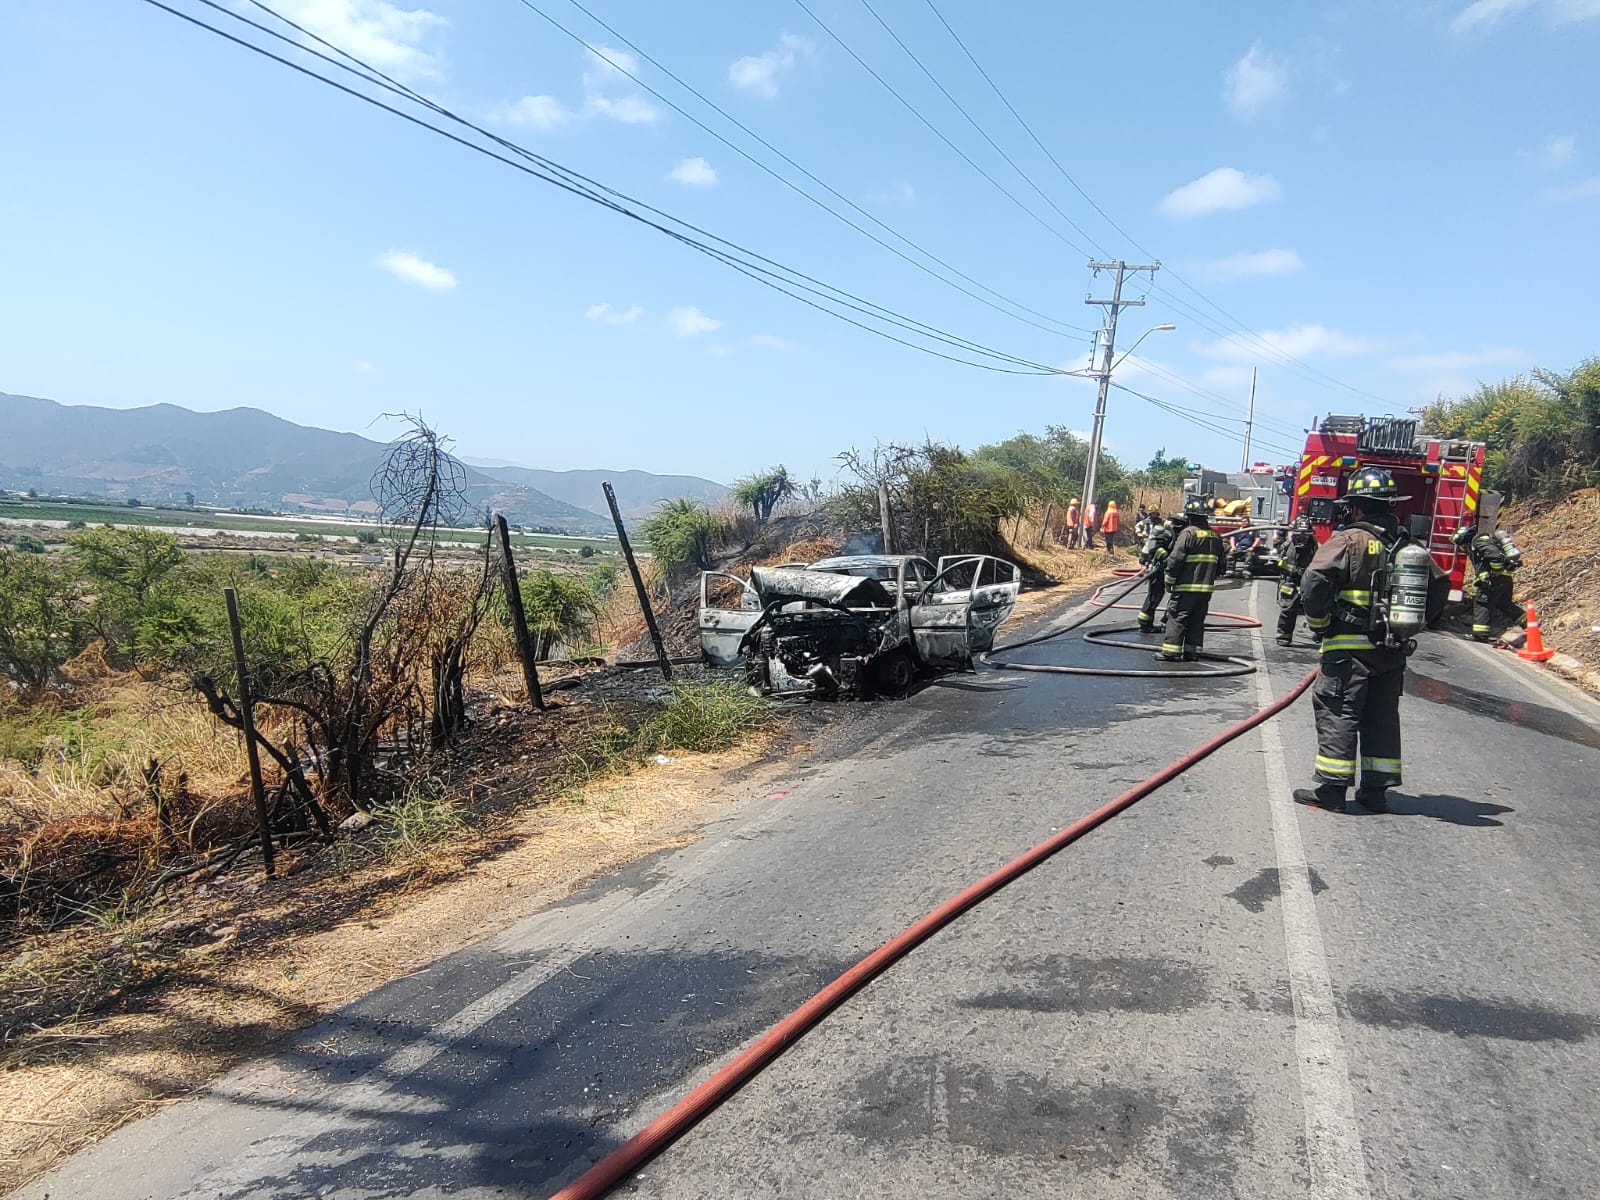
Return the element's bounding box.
[0,393,726,532]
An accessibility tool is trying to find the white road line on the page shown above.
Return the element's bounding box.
[1247,584,1372,1200]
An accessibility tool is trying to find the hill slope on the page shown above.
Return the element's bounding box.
[0,393,611,533]
[466,464,726,518]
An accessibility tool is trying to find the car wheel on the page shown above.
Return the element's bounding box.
[872,648,915,698]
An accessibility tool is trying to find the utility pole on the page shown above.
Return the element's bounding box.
[1240,367,1257,472]
[1082,260,1160,528]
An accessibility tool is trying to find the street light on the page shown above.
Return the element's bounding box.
[1080,323,1175,544]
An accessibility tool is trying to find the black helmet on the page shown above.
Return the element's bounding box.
[1292,514,1313,535]
[1183,495,1210,518]
[1341,466,1408,502]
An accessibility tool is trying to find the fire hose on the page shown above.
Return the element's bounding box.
[547,654,1317,1200]
[981,566,1261,678]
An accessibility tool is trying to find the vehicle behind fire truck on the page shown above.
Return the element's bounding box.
[1287,414,1488,601]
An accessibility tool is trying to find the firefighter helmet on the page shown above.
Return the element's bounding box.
[1292,514,1313,535]
[1183,495,1210,518]
[1341,466,1409,502]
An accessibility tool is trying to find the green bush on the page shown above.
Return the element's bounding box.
[636,498,726,572]
[641,678,768,754]
[11,534,47,554]
[518,571,604,660]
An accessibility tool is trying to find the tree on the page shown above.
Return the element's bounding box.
[518,571,604,660]
[126,497,142,508]
[637,498,726,572]
[1422,359,1600,498]
[729,466,796,526]
[184,491,197,507]
[0,547,83,692]
[67,526,186,659]
[12,534,46,554]
[1132,448,1191,489]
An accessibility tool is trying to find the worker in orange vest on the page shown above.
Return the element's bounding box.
[1065,498,1080,547]
[1101,500,1121,553]
[1084,501,1099,549]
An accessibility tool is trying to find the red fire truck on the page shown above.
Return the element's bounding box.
[1287,414,1488,601]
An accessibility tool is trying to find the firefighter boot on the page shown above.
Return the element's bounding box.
[1293,784,1347,813]
[1354,788,1389,813]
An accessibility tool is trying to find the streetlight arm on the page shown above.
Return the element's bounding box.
[1108,323,1177,375]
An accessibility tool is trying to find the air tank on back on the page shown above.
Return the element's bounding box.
[1385,541,1433,641]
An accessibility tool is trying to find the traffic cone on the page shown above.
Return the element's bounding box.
[1517,603,1555,662]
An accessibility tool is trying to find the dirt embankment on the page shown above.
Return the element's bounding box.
[1500,488,1600,685]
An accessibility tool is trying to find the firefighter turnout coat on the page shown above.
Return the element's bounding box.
[1300,518,1445,791]
[1137,523,1176,629]
[1161,522,1223,657]
[1275,531,1318,642]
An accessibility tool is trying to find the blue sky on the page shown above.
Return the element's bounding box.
[2,0,1597,485]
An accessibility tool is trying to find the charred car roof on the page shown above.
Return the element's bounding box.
[749,565,895,610]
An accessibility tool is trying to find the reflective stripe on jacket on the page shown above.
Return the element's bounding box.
[1302,520,1392,654]
[1164,525,1224,594]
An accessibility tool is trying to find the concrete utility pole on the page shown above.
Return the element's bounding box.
[1082,260,1161,528]
[1240,366,1257,472]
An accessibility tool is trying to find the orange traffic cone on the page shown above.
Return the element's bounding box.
[1517,603,1555,662]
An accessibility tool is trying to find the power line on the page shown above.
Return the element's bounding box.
[790,0,1096,260]
[1121,354,1307,441]
[920,0,1393,407]
[856,0,1109,256]
[147,0,1066,375]
[509,0,1094,339]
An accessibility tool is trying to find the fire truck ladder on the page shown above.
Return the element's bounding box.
[1426,443,1476,586]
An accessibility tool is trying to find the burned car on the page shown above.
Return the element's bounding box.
[697,554,1021,698]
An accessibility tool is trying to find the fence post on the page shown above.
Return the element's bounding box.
[223,587,275,878]
[493,513,546,711]
[603,482,672,680]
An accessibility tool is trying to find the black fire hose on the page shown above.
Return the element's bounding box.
[981,568,1261,678]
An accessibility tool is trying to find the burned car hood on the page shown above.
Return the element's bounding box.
[749,566,895,610]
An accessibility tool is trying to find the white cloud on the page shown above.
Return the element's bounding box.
[584,94,659,124]
[580,44,659,124]
[1198,323,1385,363]
[375,249,456,292]
[1535,134,1576,169]
[1547,176,1600,200]
[355,360,376,373]
[1223,43,1290,117]
[585,302,645,325]
[1451,0,1600,34]
[495,95,569,130]
[583,43,639,85]
[667,157,718,186]
[1194,249,1303,281]
[729,32,814,98]
[748,333,792,350]
[1158,168,1282,217]
[277,0,447,83]
[668,306,721,337]
[1390,347,1529,371]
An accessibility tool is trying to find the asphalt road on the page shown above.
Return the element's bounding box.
[17,577,1600,1200]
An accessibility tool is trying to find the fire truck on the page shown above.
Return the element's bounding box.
[1287,414,1488,601]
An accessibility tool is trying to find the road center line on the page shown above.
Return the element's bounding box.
[1246,584,1372,1200]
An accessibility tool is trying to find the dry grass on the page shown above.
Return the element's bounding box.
[0,667,804,1194]
[1500,488,1600,670]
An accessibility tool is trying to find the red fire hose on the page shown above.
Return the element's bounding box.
[547,663,1318,1200]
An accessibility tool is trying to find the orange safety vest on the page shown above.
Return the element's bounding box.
[1102,505,1120,533]
[1086,504,1098,529]
[1065,504,1080,528]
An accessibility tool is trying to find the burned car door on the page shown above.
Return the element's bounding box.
[909,556,1022,666]
[697,571,760,667]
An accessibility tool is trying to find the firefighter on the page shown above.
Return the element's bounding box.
[1452,524,1526,642]
[1274,514,1319,646]
[1294,467,1448,814]
[1157,498,1223,661]
[1136,510,1185,633]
